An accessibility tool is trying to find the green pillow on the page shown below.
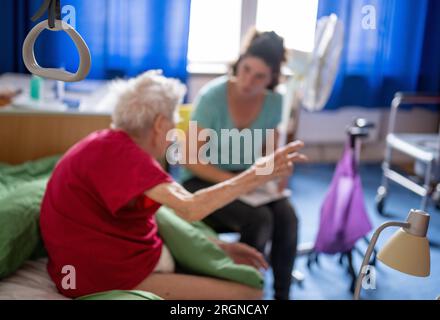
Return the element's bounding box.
[155,206,264,289]
[0,157,58,279]
[77,290,163,300]
[190,220,219,239]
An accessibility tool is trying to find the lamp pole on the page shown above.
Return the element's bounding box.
[353,221,410,300]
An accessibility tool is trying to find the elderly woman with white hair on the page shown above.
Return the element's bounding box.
[40,71,306,300]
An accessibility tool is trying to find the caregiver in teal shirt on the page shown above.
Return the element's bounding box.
[180,75,282,180]
[182,30,301,300]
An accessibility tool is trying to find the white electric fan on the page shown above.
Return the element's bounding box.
[278,13,344,146]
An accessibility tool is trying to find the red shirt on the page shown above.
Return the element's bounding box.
[40,129,173,298]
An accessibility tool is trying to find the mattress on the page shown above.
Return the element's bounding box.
[0,258,69,300]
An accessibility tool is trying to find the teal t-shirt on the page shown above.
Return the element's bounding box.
[180,76,283,183]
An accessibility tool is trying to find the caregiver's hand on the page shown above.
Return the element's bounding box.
[252,140,307,184]
[219,242,269,271]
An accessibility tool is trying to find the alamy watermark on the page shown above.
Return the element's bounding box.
[61,265,76,290]
[362,5,377,30]
[165,121,276,175]
[61,5,76,29]
[361,265,377,290]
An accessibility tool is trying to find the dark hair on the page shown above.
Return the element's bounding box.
[231,28,286,90]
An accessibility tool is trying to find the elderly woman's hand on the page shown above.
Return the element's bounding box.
[218,241,269,271]
[252,140,307,184]
[145,141,307,223]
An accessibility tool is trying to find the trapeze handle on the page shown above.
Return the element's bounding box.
[22,20,91,82]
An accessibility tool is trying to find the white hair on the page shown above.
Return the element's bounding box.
[108,70,186,136]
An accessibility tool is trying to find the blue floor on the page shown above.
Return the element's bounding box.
[262,163,440,300]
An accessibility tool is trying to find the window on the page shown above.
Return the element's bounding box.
[187,0,242,66]
[256,0,319,52]
[187,0,319,72]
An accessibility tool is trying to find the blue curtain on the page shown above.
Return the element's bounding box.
[1,0,32,74]
[318,0,440,109]
[1,0,191,83]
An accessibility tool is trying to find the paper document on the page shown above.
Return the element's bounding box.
[239,181,291,207]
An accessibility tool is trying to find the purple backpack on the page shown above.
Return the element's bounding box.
[314,144,372,254]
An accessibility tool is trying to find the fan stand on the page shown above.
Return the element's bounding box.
[279,89,311,287]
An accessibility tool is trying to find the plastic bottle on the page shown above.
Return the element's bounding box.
[30,75,43,101]
[54,80,65,100]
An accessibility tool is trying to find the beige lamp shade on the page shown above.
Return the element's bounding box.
[377,228,430,277]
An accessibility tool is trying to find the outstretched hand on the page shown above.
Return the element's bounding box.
[253,140,307,183]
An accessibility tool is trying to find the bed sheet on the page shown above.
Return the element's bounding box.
[0,258,69,300]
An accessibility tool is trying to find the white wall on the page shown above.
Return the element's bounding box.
[187,74,440,163]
